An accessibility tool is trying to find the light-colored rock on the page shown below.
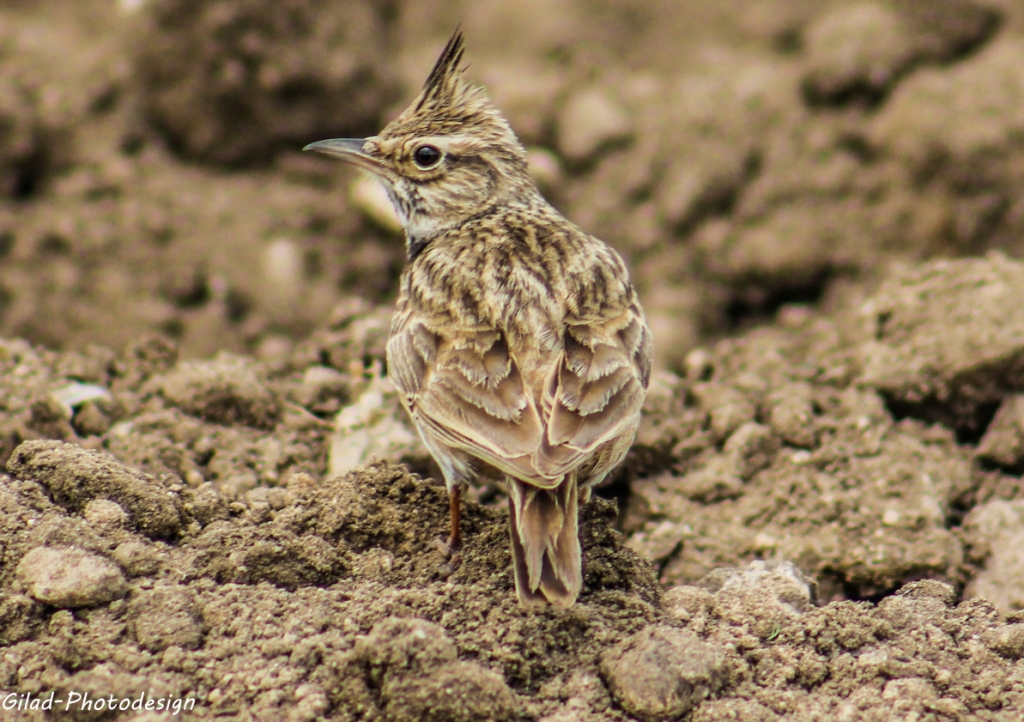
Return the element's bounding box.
[83,498,129,529]
[17,546,127,608]
[698,560,817,613]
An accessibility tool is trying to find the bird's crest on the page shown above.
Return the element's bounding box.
[415,29,468,112]
[379,29,520,151]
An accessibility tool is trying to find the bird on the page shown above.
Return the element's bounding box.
[304,30,652,609]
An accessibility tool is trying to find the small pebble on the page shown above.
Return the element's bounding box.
[83,498,129,529]
[17,546,127,608]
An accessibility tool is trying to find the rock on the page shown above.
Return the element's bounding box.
[293,364,350,413]
[556,85,633,164]
[661,585,714,625]
[129,586,204,652]
[16,546,127,608]
[133,0,399,165]
[0,593,44,645]
[675,460,744,503]
[152,354,281,430]
[357,618,457,674]
[6,440,182,539]
[803,3,912,102]
[183,482,230,527]
[868,38,1024,252]
[72,400,112,437]
[692,384,756,442]
[184,522,345,590]
[894,579,956,606]
[889,0,1000,63]
[83,498,129,529]
[350,175,402,234]
[986,625,1024,661]
[870,37,1024,167]
[625,519,686,564]
[260,238,304,314]
[328,369,421,476]
[599,625,726,721]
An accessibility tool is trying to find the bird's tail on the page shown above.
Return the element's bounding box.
[507,473,582,609]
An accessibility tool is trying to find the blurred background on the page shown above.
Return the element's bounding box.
[1,0,1023,370]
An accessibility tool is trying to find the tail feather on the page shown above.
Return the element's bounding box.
[508,474,582,609]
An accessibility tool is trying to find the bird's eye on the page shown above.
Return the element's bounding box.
[413,145,442,169]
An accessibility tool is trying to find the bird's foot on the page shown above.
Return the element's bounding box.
[434,534,463,578]
[434,533,463,559]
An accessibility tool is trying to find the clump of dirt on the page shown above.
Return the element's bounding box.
[625,254,1024,604]
[0,18,75,201]
[132,0,402,166]
[0,53,57,199]
[802,0,1001,104]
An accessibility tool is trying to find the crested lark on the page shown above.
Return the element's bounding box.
[305,31,652,609]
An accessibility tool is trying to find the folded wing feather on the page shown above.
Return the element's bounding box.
[386,304,651,487]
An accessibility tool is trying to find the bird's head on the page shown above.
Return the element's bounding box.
[305,31,534,245]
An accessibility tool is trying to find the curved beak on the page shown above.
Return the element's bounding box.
[302,138,386,175]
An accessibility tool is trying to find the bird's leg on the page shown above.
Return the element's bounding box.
[446,484,463,554]
[435,485,464,573]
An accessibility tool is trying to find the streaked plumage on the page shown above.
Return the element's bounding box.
[305,31,652,609]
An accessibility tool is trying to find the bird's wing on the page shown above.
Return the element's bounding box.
[386,315,546,480]
[534,303,651,480]
[387,302,651,488]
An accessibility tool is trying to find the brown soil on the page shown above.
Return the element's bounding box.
[2,1,1024,720]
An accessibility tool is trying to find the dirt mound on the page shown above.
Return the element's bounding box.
[2,255,1024,719]
[3,446,1023,721]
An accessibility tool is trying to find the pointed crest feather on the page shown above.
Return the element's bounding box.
[416,28,466,112]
